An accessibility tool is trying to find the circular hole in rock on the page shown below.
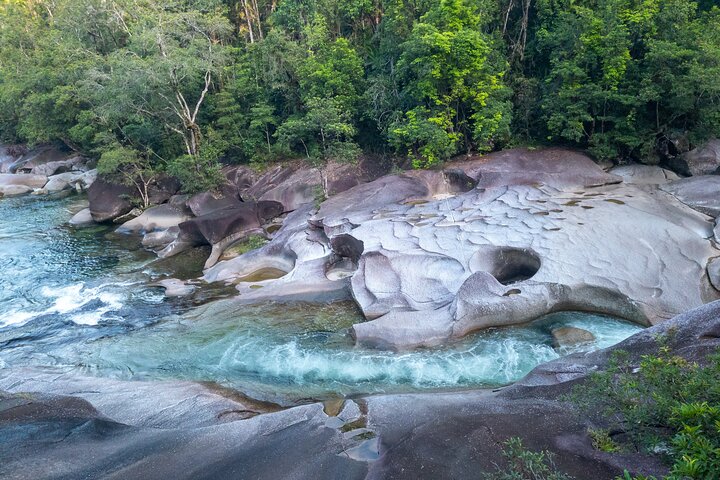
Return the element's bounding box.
[469,246,541,285]
[492,248,541,285]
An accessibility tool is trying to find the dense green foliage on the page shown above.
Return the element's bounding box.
[570,347,720,479]
[1,0,719,191]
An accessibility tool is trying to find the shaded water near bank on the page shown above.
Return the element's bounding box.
[0,194,643,405]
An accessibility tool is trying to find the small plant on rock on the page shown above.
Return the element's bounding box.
[483,437,574,480]
[589,428,621,453]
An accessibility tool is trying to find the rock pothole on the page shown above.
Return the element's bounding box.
[469,247,541,285]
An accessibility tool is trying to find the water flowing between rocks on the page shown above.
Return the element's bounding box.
[0,194,643,405]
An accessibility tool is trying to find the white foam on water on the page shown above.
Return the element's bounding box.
[1,282,131,327]
[215,335,561,388]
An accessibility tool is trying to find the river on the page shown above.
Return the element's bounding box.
[0,193,643,405]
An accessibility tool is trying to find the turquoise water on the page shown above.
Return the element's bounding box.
[0,194,643,405]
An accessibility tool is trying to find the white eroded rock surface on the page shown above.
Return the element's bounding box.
[205,149,720,349]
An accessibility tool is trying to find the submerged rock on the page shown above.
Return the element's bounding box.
[154,278,196,297]
[551,326,595,349]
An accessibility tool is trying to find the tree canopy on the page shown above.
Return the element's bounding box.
[0,0,718,191]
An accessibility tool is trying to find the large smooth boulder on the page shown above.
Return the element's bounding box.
[0,173,47,196]
[87,177,136,222]
[117,204,191,235]
[30,155,84,176]
[312,174,430,235]
[453,147,622,189]
[187,191,243,217]
[69,208,94,226]
[325,161,363,196]
[147,175,182,205]
[0,184,33,196]
[661,175,720,217]
[243,164,322,212]
[143,226,181,250]
[161,200,283,264]
[221,165,258,198]
[0,368,367,480]
[664,138,720,176]
[323,157,393,196]
[183,203,263,245]
[204,204,351,303]
[351,250,467,319]
[551,326,595,349]
[41,171,84,193]
[348,177,717,348]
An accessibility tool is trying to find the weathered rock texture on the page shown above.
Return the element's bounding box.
[206,148,720,349]
[661,175,720,218]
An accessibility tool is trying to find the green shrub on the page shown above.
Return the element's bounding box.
[483,437,574,480]
[668,402,720,479]
[568,347,720,479]
[589,428,621,453]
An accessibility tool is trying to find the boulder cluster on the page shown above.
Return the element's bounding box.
[0,144,97,197]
